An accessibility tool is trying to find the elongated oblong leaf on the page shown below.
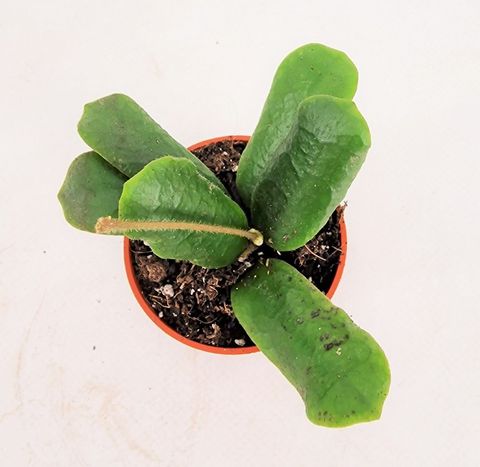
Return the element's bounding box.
[252,95,370,251]
[118,157,249,268]
[237,43,358,208]
[58,152,127,232]
[231,259,390,428]
[78,93,224,190]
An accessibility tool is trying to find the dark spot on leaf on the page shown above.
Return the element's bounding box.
[311,310,320,318]
[323,338,345,350]
[306,366,312,375]
[296,317,304,325]
[320,333,330,341]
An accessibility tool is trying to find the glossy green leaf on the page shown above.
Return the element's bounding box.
[237,43,358,208]
[252,95,370,251]
[231,259,390,428]
[58,152,127,232]
[118,157,249,268]
[78,93,224,190]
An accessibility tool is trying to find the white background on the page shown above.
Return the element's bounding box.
[1,1,479,466]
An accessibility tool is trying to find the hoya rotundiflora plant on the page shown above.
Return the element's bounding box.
[58,43,390,428]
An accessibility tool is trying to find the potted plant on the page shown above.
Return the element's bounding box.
[58,43,390,427]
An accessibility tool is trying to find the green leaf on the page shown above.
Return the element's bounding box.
[58,152,127,232]
[231,259,390,428]
[78,93,224,190]
[118,157,249,268]
[251,95,370,251]
[237,43,358,208]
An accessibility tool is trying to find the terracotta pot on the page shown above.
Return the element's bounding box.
[124,135,347,355]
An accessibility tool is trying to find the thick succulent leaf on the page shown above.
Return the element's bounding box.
[237,43,358,208]
[78,93,224,190]
[231,259,390,428]
[58,152,127,232]
[118,157,249,268]
[252,95,370,251]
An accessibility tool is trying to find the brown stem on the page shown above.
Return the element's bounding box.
[95,217,263,246]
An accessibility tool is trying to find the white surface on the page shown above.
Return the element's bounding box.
[1,1,480,466]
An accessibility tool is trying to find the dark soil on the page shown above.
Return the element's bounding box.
[130,139,343,348]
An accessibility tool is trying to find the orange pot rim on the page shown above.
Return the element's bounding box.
[123,135,347,355]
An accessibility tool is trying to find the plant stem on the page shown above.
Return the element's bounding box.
[238,243,259,263]
[95,217,263,246]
